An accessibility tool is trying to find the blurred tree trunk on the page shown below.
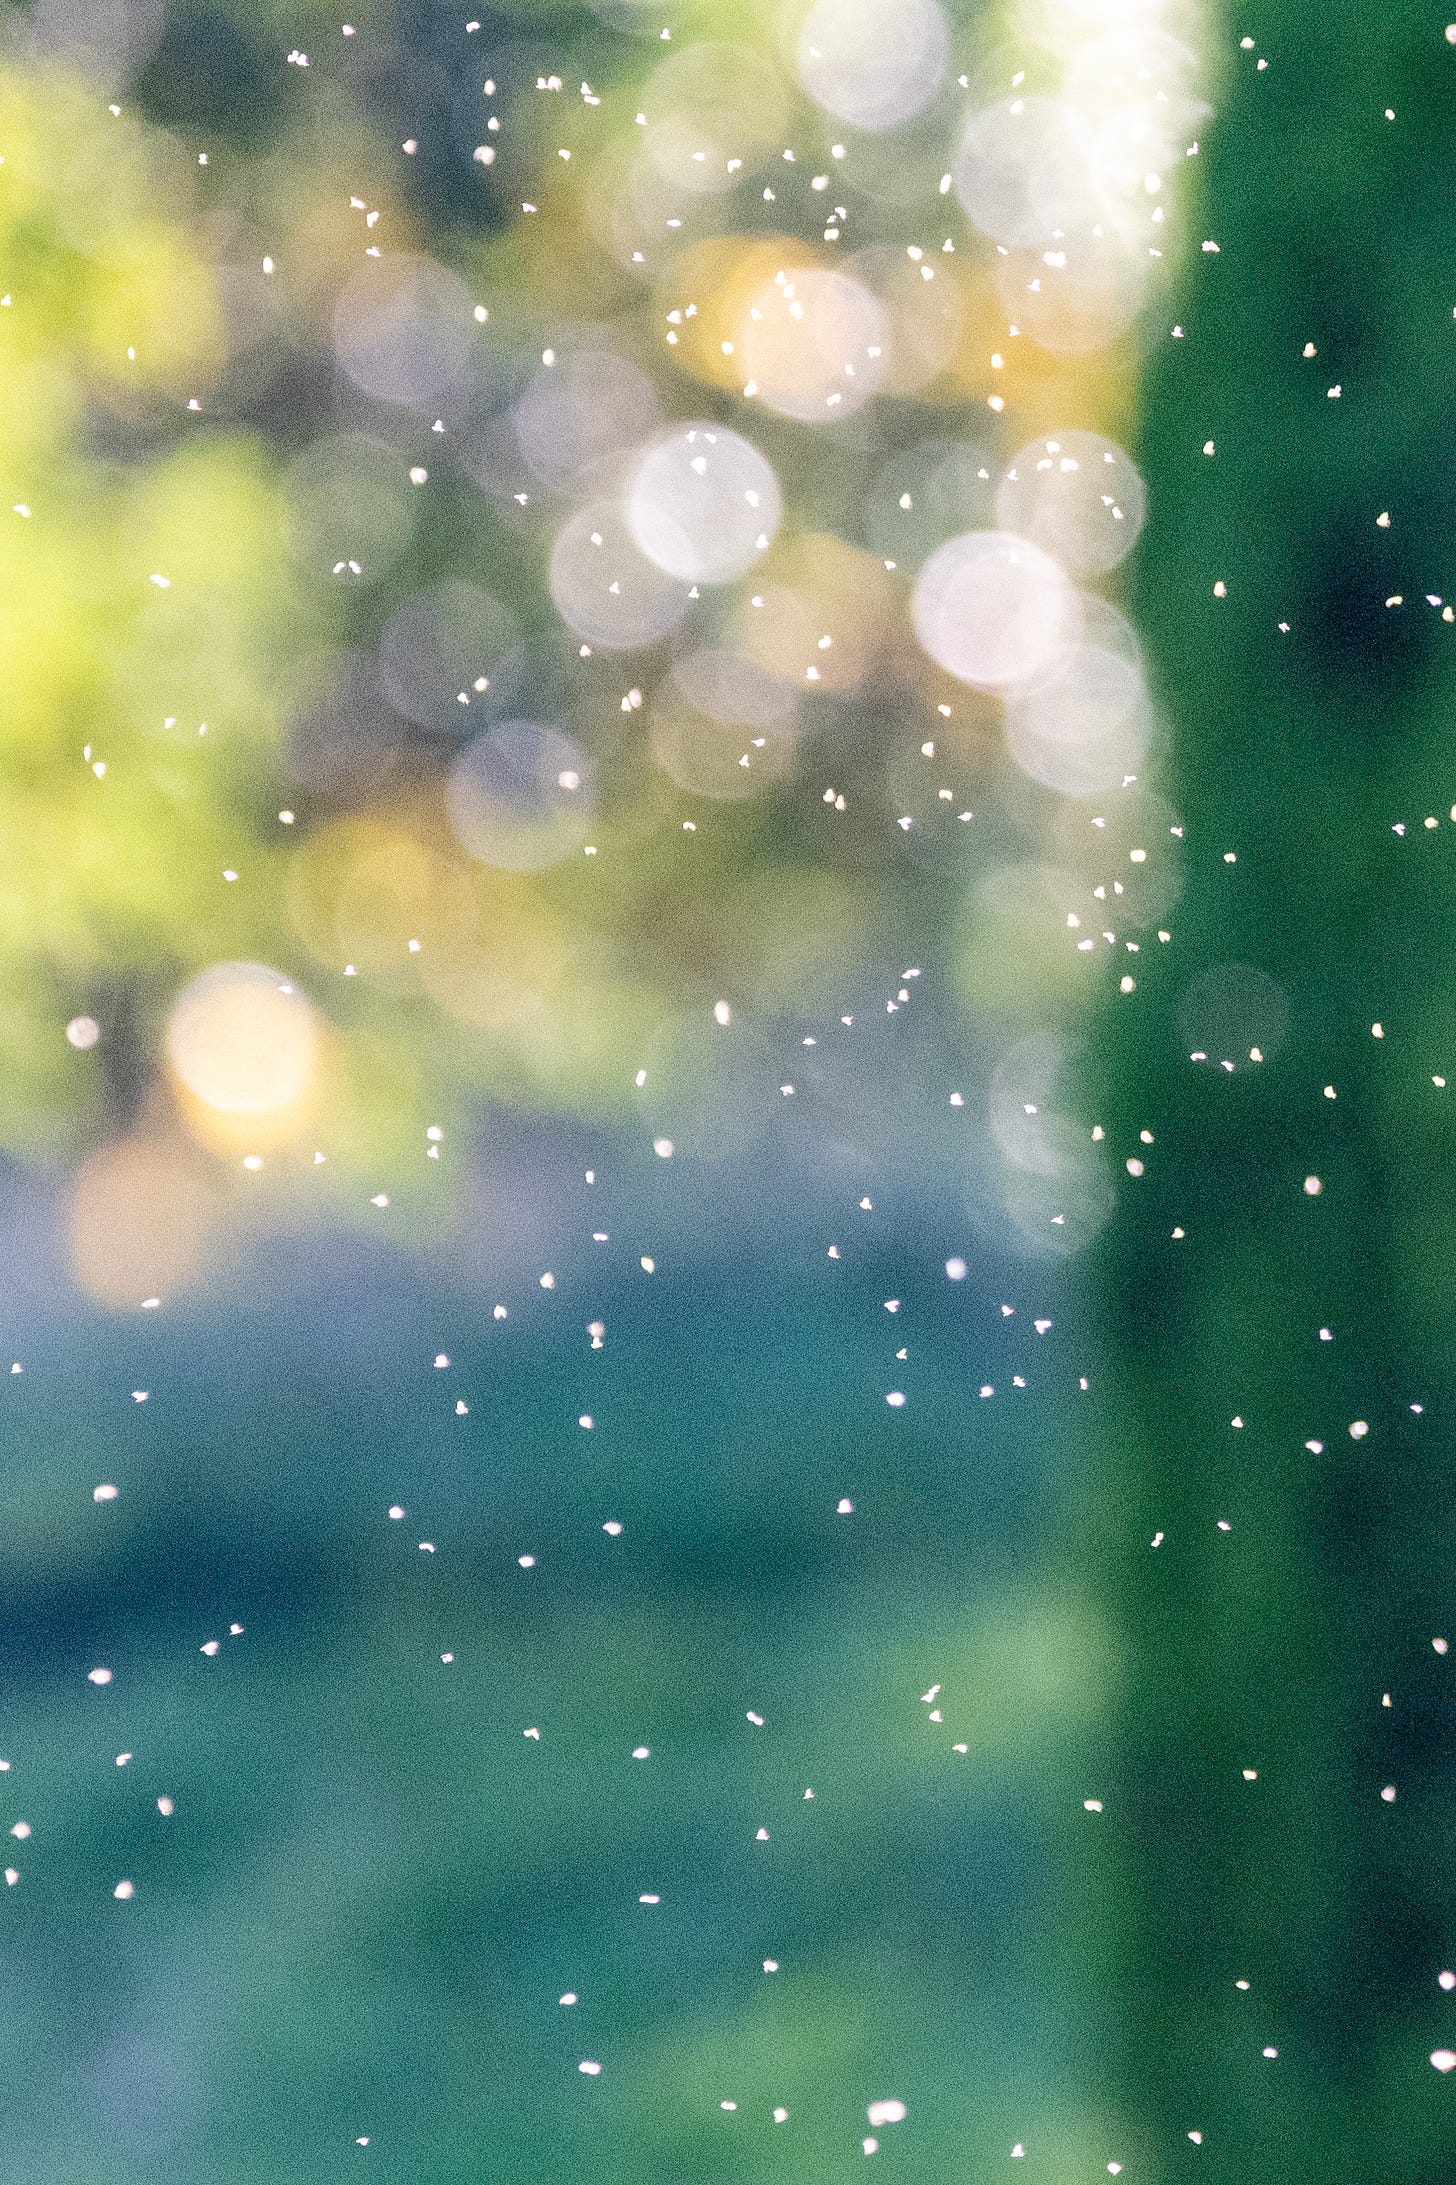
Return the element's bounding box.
[1093,5,1456,2176]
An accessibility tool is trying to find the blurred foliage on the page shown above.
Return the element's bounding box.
[0,68,309,1149]
[0,0,1153,1248]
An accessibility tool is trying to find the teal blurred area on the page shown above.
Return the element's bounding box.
[0,1114,1104,2182]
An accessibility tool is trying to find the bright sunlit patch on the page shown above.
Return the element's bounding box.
[912,531,1081,691]
[955,96,1099,250]
[628,425,782,585]
[167,963,319,1118]
[798,0,947,131]
[738,266,889,422]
